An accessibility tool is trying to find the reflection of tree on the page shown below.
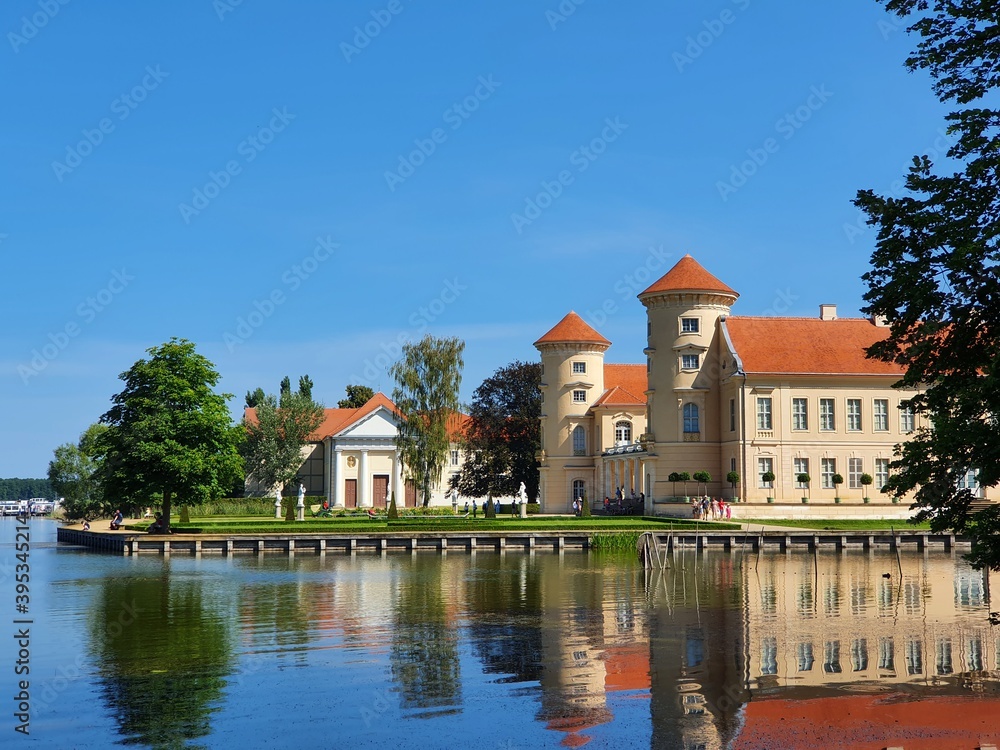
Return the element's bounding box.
[239,579,313,663]
[90,567,233,749]
[390,559,461,712]
[465,557,544,683]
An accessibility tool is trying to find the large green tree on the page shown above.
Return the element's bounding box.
[337,383,375,408]
[48,423,108,520]
[241,375,325,495]
[856,1,1000,568]
[390,335,464,507]
[98,338,243,533]
[457,360,540,501]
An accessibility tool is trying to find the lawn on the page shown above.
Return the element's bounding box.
[744,518,932,531]
[126,516,742,534]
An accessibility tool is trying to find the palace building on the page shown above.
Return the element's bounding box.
[534,254,984,514]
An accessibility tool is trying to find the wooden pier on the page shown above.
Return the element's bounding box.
[59,527,970,558]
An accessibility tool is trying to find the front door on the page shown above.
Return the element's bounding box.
[372,474,389,508]
[405,480,416,507]
[345,479,357,508]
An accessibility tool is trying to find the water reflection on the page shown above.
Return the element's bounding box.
[24,518,1000,749]
[90,565,234,749]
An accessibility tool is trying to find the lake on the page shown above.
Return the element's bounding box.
[3,519,998,749]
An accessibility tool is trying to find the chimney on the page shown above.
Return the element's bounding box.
[819,304,837,321]
[871,314,889,327]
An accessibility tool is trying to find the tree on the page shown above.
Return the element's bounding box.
[244,387,265,408]
[678,471,691,497]
[797,473,811,500]
[726,471,740,498]
[832,473,844,499]
[48,423,108,520]
[456,361,541,501]
[668,472,680,497]
[860,473,874,501]
[761,471,776,499]
[391,335,465,507]
[856,1,1000,568]
[242,376,325,497]
[337,384,375,409]
[98,339,243,533]
[693,470,711,496]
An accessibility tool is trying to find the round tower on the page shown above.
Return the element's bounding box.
[534,311,610,512]
[638,255,738,497]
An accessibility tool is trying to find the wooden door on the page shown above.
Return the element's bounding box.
[345,479,357,508]
[372,475,389,508]
[405,480,416,507]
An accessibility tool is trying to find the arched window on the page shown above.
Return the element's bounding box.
[615,420,632,445]
[683,403,700,434]
[572,479,586,500]
[572,425,586,455]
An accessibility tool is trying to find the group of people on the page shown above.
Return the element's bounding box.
[463,498,511,518]
[601,487,644,516]
[691,496,733,520]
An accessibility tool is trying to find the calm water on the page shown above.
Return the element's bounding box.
[2,519,999,750]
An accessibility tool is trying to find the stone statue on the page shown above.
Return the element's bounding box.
[296,483,306,521]
[274,487,282,519]
[518,482,527,504]
[297,483,305,505]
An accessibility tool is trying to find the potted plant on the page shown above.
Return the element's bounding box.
[832,473,844,502]
[762,471,776,502]
[860,473,873,503]
[668,472,680,499]
[797,473,811,503]
[678,471,691,500]
[693,470,711,497]
[726,471,740,502]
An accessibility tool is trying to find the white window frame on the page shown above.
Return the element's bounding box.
[873,399,888,431]
[572,479,586,500]
[848,457,863,489]
[572,425,586,456]
[683,403,700,434]
[794,457,809,488]
[758,457,774,489]
[614,420,632,444]
[875,458,889,491]
[572,390,587,403]
[820,398,835,431]
[847,399,862,432]
[450,449,460,466]
[900,404,915,433]
[756,397,773,430]
[792,398,808,431]
[821,457,837,489]
[681,354,700,370]
[681,317,700,333]
[572,361,586,374]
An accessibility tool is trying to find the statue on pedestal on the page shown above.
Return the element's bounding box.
[274,488,282,519]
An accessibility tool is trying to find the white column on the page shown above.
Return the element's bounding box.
[332,448,344,507]
[633,459,640,496]
[359,449,369,507]
[393,449,404,506]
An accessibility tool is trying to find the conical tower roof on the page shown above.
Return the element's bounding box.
[534,311,611,348]
[639,254,738,298]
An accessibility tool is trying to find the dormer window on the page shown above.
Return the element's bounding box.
[681,317,699,333]
[572,361,586,374]
[681,354,700,370]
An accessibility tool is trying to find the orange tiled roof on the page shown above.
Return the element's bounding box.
[640,254,738,298]
[593,364,647,407]
[534,311,611,348]
[723,316,904,376]
[247,393,468,442]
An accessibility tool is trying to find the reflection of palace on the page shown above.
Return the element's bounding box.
[745,554,996,689]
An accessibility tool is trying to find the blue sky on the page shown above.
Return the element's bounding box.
[1,1,951,477]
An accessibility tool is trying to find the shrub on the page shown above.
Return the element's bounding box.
[580,491,591,517]
[387,491,399,520]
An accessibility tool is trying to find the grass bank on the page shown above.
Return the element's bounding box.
[127,516,741,535]
[743,518,932,531]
